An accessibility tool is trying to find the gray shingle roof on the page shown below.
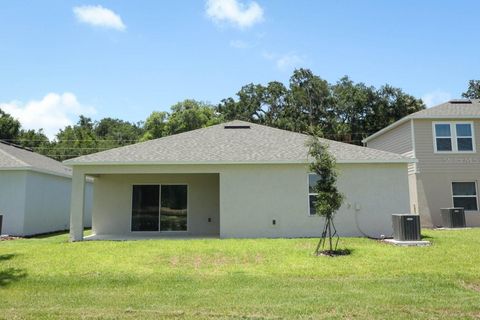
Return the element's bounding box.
[0,142,72,177]
[64,121,411,165]
[409,99,480,118]
[363,99,480,143]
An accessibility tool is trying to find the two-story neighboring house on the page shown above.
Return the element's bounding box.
[363,99,480,227]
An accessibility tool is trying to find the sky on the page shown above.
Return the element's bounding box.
[0,0,479,138]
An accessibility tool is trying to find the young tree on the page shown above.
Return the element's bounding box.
[307,136,344,255]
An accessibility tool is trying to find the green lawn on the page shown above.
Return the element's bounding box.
[0,230,479,319]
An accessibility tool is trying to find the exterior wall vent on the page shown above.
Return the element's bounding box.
[224,125,251,129]
[449,99,472,104]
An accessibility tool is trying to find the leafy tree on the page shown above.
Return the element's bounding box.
[331,76,375,144]
[462,80,480,99]
[141,111,168,141]
[307,136,344,255]
[94,117,143,146]
[0,109,21,141]
[164,99,221,135]
[287,68,332,134]
[49,117,98,161]
[366,85,424,137]
[217,84,266,122]
[17,129,50,150]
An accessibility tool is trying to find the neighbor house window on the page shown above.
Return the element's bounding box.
[308,173,320,216]
[131,184,188,231]
[452,182,478,211]
[434,122,475,152]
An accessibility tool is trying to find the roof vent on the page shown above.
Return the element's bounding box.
[224,125,251,129]
[449,99,472,104]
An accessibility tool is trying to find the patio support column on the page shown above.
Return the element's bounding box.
[69,168,86,242]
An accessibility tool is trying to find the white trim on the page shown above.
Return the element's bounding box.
[64,158,416,166]
[432,121,476,154]
[451,181,479,212]
[410,119,420,174]
[130,183,189,233]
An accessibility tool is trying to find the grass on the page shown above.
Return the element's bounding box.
[0,230,480,319]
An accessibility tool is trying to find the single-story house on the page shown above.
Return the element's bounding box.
[65,120,414,241]
[0,141,92,236]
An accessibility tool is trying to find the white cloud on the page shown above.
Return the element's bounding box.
[229,39,250,48]
[262,51,306,71]
[206,0,264,28]
[73,5,126,31]
[0,93,97,140]
[421,90,452,108]
[276,53,304,71]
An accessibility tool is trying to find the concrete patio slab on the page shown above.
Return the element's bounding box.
[383,239,431,246]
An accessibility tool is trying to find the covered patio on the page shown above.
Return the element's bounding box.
[69,165,220,241]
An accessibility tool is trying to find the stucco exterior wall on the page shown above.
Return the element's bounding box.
[23,171,96,235]
[416,172,480,227]
[0,171,27,235]
[91,173,219,236]
[78,163,410,239]
[219,163,410,238]
[0,170,93,236]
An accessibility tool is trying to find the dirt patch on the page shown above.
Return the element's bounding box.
[461,281,480,293]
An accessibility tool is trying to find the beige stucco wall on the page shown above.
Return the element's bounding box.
[78,162,410,239]
[92,173,219,236]
[416,172,480,227]
[220,163,410,238]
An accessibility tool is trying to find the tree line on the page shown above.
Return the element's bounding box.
[1,69,478,161]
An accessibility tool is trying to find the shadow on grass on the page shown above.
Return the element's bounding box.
[421,234,434,240]
[28,230,69,239]
[316,248,353,257]
[0,268,27,287]
[0,254,16,262]
[30,228,92,240]
[0,254,27,287]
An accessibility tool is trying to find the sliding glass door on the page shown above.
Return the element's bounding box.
[131,184,188,232]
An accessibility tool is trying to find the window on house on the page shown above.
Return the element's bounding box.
[160,185,188,231]
[131,184,188,231]
[452,182,478,211]
[434,124,452,151]
[456,124,473,151]
[434,122,474,152]
[308,174,320,216]
[132,185,160,231]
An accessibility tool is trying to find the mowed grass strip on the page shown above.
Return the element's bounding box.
[0,229,480,319]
